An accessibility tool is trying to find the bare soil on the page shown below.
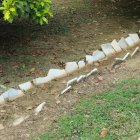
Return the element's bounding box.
[0,0,139,90]
[0,47,140,140]
[0,0,140,139]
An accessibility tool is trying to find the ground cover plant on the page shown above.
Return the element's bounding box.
[0,0,53,24]
[38,79,140,140]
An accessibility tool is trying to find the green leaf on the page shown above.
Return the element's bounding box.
[4,11,10,20]
[42,17,48,23]
[10,7,15,12]
[0,7,5,10]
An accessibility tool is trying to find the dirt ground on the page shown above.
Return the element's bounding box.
[0,0,139,90]
[0,46,140,140]
[0,0,140,139]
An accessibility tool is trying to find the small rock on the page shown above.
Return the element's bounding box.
[56,100,61,104]
[0,124,4,130]
[97,76,103,81]
[35,102,46,115]
[94,62,100,67]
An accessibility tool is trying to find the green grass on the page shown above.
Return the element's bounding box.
[36,79,140,140]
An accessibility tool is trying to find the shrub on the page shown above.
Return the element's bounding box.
[0,0,53,25]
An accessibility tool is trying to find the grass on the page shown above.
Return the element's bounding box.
[36,79,140,140]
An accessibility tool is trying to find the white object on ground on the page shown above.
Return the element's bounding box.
[86,68,98,78]
[122,52,130,60]
[67,77,78,87]
[13,115,29,126]
[118,37,129,50]
[47,69,67,79]
[1,88,24,101]
[35,102,46,115]
[111,39,122,52]
[0,96,5,104]
[19,81,33,91]
[65,62,79,74]
[101,43,116,56]
[77,75,86,83]
[33,76,52,85]
[131,47,139,57]
[125,36,135,47]
[86,55,95,64]
[115,58,124,61]
[92,50,106,61]
[78,60,86,69]
[61,86,72,95]
[129,33,140,43]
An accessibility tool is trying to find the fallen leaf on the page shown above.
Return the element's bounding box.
[63,47,70,51]
[97,76,103,81]
[30,68,36,73]
[101,129,107,137]
[48,56,55,60]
